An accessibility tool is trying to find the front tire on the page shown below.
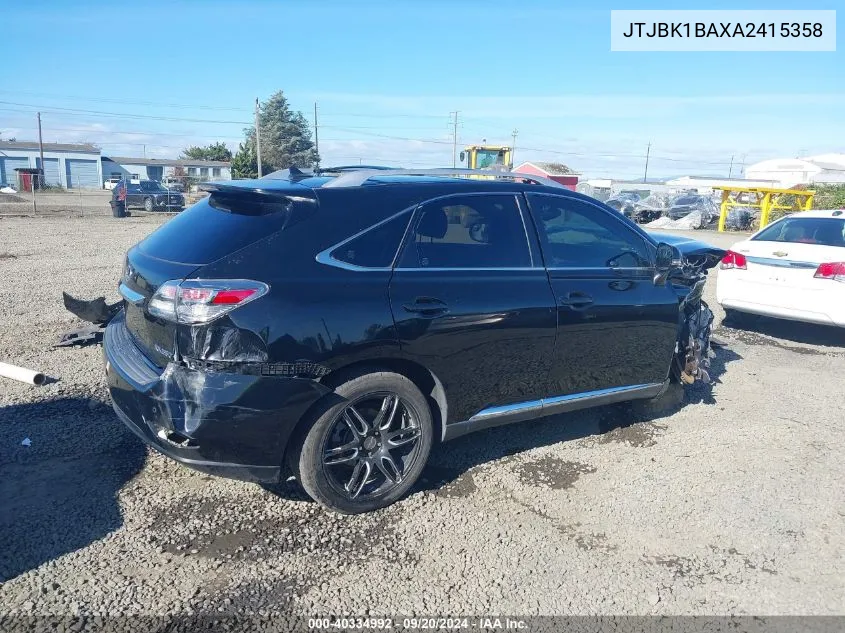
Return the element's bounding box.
[290,370,433,514]
[143,197,154,212]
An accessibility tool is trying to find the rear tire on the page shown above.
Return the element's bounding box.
[290,369,433,514]
[143,197,154,212]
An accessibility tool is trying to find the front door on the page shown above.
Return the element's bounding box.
[389,192,557,424]
[524,192,679,398]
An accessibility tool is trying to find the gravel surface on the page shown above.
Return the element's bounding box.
[1,217,844,618]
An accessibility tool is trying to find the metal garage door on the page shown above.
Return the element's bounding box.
[0,157,30,186]
[37,157,61,186]
[65,159,99,189]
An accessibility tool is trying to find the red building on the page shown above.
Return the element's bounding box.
[513,162,579,190]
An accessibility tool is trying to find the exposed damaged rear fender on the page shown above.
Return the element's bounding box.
[112,361,333,467]
[176,313,271,363]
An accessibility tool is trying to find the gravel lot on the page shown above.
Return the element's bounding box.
[1,215,844,619]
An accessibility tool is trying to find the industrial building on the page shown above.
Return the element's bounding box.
[0,141,103,189]
[512,162,579,190]
[100,156,231,184]
[0,140,231,189]
[745,153,845,187]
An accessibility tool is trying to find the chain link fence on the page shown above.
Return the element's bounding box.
[0,172,220,218]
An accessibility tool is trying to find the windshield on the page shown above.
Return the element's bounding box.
[139,181,166,192]
[475,149,505,169]
[753,217,845,247]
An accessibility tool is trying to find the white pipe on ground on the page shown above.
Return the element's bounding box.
[0,362,47,386]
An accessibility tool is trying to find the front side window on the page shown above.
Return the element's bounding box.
[139,181,164,192]
[397,194,531,269]
[753,217,845,247]
[527,193,650,268]
[330,211,412,268]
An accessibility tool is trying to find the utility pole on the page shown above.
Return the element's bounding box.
[36,112,45,188]
[511,129,518,170]
[450,111,459,168]
[313,101,320,167]
[728,154,734,178]
[254,97,262,177]
[643,141,651,183]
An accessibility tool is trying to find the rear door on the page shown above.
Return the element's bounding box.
[524,192,679,398]
[125,183,142,207]
[389,192,557,423]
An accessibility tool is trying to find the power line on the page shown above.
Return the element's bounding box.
[0,101,252,125]
[0,89,250,112]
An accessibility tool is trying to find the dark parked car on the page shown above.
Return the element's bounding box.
[667,194,717,222]
[104,168,724,513]
[113,179,184,212]
[605,191,641,218]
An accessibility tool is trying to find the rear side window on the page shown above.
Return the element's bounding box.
[527,193,651,268]
[330,211,411,268]
[397,194,531,268]
[753,217,845,247]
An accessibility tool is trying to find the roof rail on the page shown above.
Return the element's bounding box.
[320,167,568,189]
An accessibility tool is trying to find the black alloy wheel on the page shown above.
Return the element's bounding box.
[291,370,433,514]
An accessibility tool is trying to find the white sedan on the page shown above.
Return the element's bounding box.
[717,209,845,327]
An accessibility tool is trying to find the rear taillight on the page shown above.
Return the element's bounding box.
[147,279,269,324]
[813,262,845,282]
[720,250,747,270]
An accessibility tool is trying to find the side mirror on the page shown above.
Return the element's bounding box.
[654,242,683,285]
[459,151,466,163]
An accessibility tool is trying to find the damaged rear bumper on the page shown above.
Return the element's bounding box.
[103,311,331,484]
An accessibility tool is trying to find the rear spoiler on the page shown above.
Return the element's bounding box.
[200,181,317,216]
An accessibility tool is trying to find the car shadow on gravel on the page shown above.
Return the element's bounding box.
[414,343,743,494]
[0,397,146,582]
[719,314,845,349]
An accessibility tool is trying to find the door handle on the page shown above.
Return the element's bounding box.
[402,297,449,317]
[559,292,594,310]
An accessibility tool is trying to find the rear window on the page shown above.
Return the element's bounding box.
[137,198,293,265]
[753,217,845,248]
[331,211,411,268]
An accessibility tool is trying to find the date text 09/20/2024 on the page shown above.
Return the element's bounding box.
[307,618,527,630]
[622,22,824,39]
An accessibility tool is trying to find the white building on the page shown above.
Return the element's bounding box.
[101,156,231,183]
[664,175,780,192]
[0,141,103,188]
[745,153,845,187]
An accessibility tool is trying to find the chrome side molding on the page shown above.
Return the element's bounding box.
[443,382,666,441]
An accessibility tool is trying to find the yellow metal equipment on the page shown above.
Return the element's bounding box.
[460,145,513,170]
[713,186,815,232]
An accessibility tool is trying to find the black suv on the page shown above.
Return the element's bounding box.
[104,168,724,513]
[114,179,185,212]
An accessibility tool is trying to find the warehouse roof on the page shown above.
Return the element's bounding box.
[514,161,577,176]
[0,140,101,153]
[103,156,231,167]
